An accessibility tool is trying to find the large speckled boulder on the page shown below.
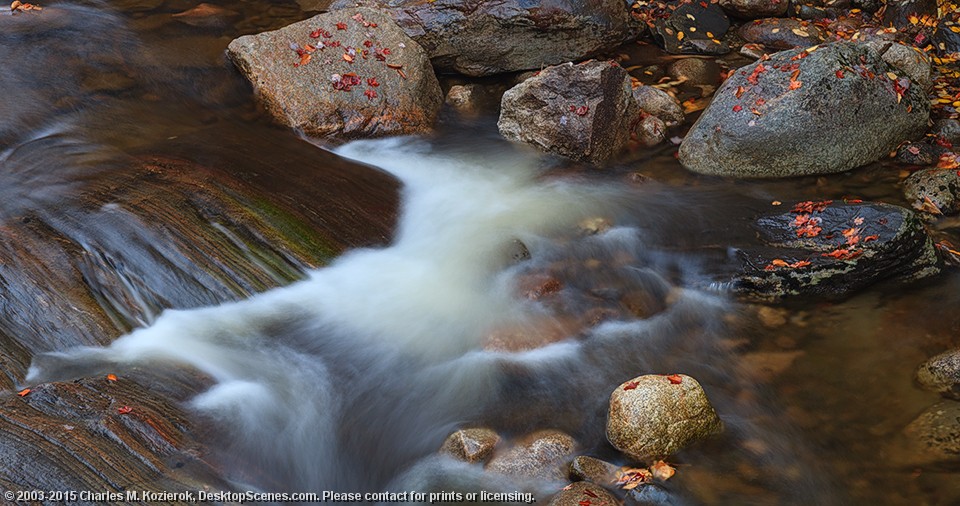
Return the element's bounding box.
[498,61,638,164]
[679,41,930,178]
[329,0,638,76]
[606,374,722,461]
[226,8,442,137]
[439,428,500,464]
[547,481,619,506]
[916,349,960,400]
[486,430,576,481]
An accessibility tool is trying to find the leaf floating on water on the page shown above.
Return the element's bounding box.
[650,460,676,481]
[616,466,652,490]
[117,406,133,414]
[17,388,30,397]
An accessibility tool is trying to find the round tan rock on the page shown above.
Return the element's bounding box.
[486,430,576,481]
[606,374,723,461]
[439,428,500,464]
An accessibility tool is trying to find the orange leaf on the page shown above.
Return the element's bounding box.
[342,53,353,63]
[106,374,118,382]
[770,259,790,267]
[118,406,133,414]
[17,388,30,397]
[651,460,676,481]
[789,80,802,90]
[666,374,683,384]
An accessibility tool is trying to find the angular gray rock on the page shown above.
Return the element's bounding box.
[904,168,960,215]
[486,430,576,481]
[732,201,942,300]
[329,0,638,76]
[226,8,442,137]
[606,374,723,461]
[439,428,500,464]
[499,61,638,163]
[916,349,960,400]
[679,41,930,178]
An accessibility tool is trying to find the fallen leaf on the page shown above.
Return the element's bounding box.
[623,380,640,390]
[583,489,598,498]
[335,21,347,30]
[789,80,802,90]
[575,105,589,116]
[17,388,30,397]
[106,374,118,382]
[733,105,743,112]
[117,406,133,414]
[616,467,653,490]
[650,461,676,481]
[342,53,353,63]
[666,374,683,384]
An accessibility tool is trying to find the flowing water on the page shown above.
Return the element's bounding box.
[5,0,960,505]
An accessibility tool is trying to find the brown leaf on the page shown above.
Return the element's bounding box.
[650,460,676,481]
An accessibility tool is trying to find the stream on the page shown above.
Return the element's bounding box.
[3,0,960,505]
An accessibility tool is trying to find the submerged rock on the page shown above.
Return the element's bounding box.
[440,428,500,464]
[916,349,960,400]
[486,430,576,481]
[679,41,930,178]
[498,61,638,163]
[902,401,960,464]
[904,169,960,215]
[547,481,618,506]
[329,0,637,76]
[226,7,442,137]
[731,201,941,300]
[606,374,723,461]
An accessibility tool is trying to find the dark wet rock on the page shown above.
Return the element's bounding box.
[444,83,508,116]
[719,0,788,19]
[626,483,686,505]
[633,86,685,125]
[679,41,930,178]
[667,58,722,87]
[498,61,638,163]
[731,201,941,301]
[916,349,960,400]
[904,169,960,215]
[896,142,942,165]
[934,119,960,145]
[330,0,638,76]
[902,401,960,463]
[738,18,825,50]
[650,1,731,55]
[882,0,938,31]
[852,0,883,12]
[569,455,618,483]
[440,428,500,464]
[486,430,577,481]
[933,12,960,54]
[606,374,722,461]
[789,2,843,20]
[226,8,442,138]
[547,481,618,506]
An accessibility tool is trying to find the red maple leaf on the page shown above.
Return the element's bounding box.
[623,381,640,390]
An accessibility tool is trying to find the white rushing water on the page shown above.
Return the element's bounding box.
[26,137,637,494]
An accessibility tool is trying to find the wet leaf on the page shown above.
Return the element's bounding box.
[650,460,676,481]
[17,388,30,397]
[616,466,653,490]
[733,105,743,112]
[342,53,353,63]
[117,406,133,414]
[106,374,118,382]
[336,21,347,30]
[367,77,379,87]
[575,105,589,116]
[623,380,640,390]
[583,489,598,498]
[666,374,683,384]
[364,88,377,100]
